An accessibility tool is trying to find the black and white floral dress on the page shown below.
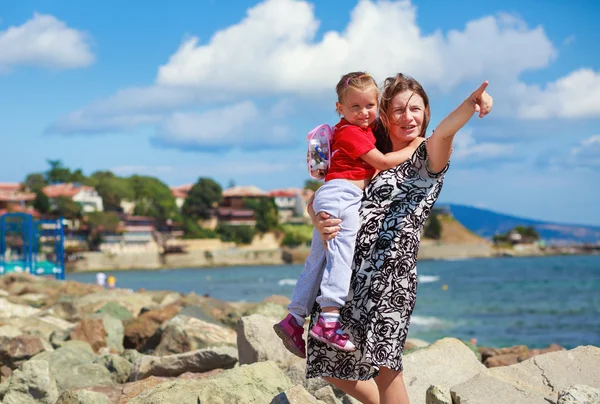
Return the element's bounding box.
[306,141,448,380]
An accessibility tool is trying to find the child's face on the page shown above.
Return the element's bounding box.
[336,87,378,129]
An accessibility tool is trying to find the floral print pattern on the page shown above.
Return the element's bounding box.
[306,141,448,380]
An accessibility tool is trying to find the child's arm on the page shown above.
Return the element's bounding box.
[426,81,493,173]
[360,136,425,170]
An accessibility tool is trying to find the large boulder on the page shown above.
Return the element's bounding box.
[237,314,299,366]
[153,314,237,356]
[128,361,293,403]
[0,298,40,318]
[31,340,114,392]
[123,303,181,352]
[2,360,59,404]
[402,338,486,404]
[0,335,46,369]
[129,346,238,381]
[451,345,600,404]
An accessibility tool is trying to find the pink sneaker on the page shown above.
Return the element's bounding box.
[273,313,306,358]
[309,317,356,352]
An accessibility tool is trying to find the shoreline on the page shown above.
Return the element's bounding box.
[64,247,599,274]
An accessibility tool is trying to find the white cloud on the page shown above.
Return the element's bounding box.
[570,135,600,168]
[152,100,296,151]
[46,0,564,142]
[0,13,94,72]
[452,128,515,161]
[157,0,555,93]
[516,69,600,119]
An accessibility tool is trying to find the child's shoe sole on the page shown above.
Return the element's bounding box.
[273,323,306,359]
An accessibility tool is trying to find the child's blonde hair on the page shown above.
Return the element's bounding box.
[335,72,379,104]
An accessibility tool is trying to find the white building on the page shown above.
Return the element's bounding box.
[43,183,104,213]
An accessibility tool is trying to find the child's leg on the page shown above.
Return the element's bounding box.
[309,181,362,352]
[315,188,361,310]
[287,227,326,324]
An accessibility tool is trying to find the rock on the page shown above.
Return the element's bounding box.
[121,349,144,365]
[426,385,452,404]
[69,318,108,353]
[284,357,330,395]
[451,345,600,404]
[31,340,114,392]
[237,314,299,366]
[128,361,293,403]
[129,346,238,381]
[55,389,109,404]
[264,295,292,306]
[74,289,155,316]
[154,314,237,356]
[93,312,125,353]
[2,360,59,404]
[557,385,600,404]
[0,325,22,338]
[0,335,46,369]
[314,385,341,404]
[244,301,288,320]
[159,292,181,306]
[341,396,362,404]
[123,303,181,351]
[94,354,133,384]
[5,314,74,344]
[0,298,40,318]
[402,338,486,404]
[96,302,133,321]
[272,384,327,403]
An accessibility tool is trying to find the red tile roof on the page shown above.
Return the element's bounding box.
[43,183,94,198]
[170,184,193,199]
[268,188,303,198]
[222,186,267,198]
[0,183,35,202]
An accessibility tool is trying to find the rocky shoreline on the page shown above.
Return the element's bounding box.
[0,273,598,403]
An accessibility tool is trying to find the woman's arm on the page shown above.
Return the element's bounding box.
[426,81,493,173]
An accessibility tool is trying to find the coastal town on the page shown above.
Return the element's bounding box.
[1,162,593,274]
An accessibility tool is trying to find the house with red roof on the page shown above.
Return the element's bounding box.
[170,184,193,210]
[219,186,268,226]
[0,183,38,217]
[43,183,104,213]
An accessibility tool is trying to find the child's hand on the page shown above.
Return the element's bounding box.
[470,81,493,118]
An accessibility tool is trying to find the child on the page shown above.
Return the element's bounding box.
[274,72,425,358]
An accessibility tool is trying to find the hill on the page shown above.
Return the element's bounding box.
[440,204,600,245]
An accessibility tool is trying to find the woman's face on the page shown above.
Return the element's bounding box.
[387,90,425,146]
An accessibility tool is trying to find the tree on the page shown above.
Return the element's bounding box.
[32,190,50,214]
[52,196,82,218]
[91,171,135,212]
[69,169,86,184]
[182,178,222,220]
[304,179,322,192]
[130,175,179,224]
[45,160,72,184]
[244,197,279,233]
[423,212,442,240]
[24,173,47,193]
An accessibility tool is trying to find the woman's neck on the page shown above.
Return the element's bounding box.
[391,137,413,151]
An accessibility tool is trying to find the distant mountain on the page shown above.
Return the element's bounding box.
[438,204,600,245]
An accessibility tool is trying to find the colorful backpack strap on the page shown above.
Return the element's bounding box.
[306,124,333,180]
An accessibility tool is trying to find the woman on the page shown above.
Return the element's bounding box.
[306,73,493,404]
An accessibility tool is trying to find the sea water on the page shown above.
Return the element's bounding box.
[68,254,600,349]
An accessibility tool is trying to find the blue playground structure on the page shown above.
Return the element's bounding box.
[0,213,65,280]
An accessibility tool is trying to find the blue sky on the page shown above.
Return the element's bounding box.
[1,0,599,225]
